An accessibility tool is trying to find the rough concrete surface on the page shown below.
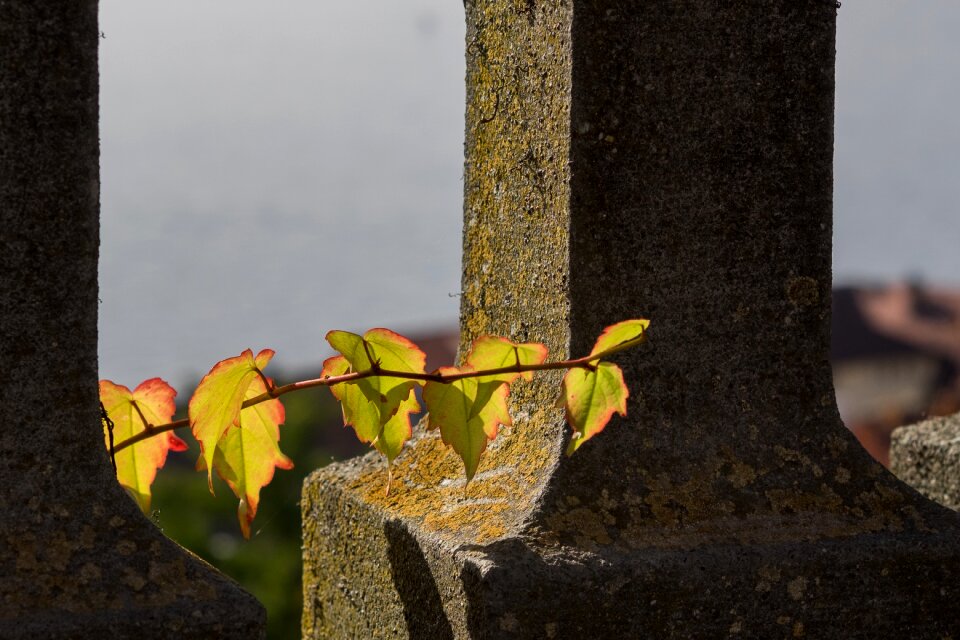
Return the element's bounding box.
[0,3,264,637]
[891,413,960,510]
[302,1,960,638]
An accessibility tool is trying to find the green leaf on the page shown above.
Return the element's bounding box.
[322,355,419,463]
[588,318,650,358]
[188,348,275,491]
[423,366,511,482]
[100,378,187,513]
[196,376,292,539]
[464,336,548,383]
[561,362,628,455]
[326,328,426,434]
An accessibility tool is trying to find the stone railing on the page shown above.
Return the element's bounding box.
[891,412,960,510]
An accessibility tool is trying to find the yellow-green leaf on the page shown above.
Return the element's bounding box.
[326,328,426,433]
[100,378,187,513]
[561,362,628,455]
[464,336,548,383]
[197,376,292,539]
[588,318,650,358]
[423,366,511,482]
[322,355,419,463]
[188,348,275,491]
[326,328,426,375]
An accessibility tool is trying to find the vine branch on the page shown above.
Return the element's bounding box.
[111,346,627,455]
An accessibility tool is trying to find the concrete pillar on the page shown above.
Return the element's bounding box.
[302,2,960,636]
[0,3,265,637]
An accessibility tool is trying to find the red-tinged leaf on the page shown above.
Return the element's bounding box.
[326,328,426,430]
[588,318,650,358]
[423,366,512,482]
[100,378,187,513]
[197,376,292,539]
[465,336,548,383]
[322,355,419,464]
[188,348,275,491]
[561,362,628,455]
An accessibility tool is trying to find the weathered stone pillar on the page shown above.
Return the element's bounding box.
[0,3,264,637]
[891,413,960,510]
[302,1,960,637]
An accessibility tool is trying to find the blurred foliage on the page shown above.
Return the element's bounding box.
[150,374,365,640]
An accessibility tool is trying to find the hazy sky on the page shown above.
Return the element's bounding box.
[98,1,960,386]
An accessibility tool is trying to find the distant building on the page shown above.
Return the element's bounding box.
[832,283,960,465]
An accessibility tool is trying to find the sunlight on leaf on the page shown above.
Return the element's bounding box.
[588,318,650,358]
[423,366,511,482]
[196,376,292,539]
[561,319,648,454]
[464,336,548,383]
[188,348,275,491]
[326,329,426,472]
[100,378,187,512]
[322,355,420,464]
[561,362,628,454]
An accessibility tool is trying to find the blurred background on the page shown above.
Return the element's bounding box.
[98,2,959,638]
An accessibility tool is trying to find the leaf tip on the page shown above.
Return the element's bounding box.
[384,464,393,496]
[238,497,253,540]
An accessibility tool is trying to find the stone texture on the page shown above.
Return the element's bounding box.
[0,3,265,637]
[891,413,960,510]
[303,1,960,637]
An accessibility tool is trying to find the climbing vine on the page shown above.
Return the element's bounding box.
[100,318,649,538]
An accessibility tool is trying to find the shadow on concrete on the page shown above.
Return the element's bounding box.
[385,520,455,640]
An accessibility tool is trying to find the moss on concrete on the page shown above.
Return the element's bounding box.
[302,2,960,637]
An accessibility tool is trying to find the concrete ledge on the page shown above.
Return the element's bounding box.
[0,471,266,640]
[303,452,960,639]
[891,413,960,510]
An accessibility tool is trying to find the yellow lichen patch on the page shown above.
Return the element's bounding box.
[727,461,757,488]
[115,539,137,556]
[2,513,223,620]
[46,530,73,572]
[852,482,909,531]
[14,535,38,571]
[345,407,562,545]
[787,576,808,601]
[765,485,844,516]
[755,564,782,592]
[773,446,823,478]
[79,562,102,584]
[834,466,851,484]
[640,456,738,527]
[785,276,819,307]
[562,506,613,547]
[122,566,148,592]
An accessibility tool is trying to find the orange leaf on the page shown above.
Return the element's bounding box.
[100,378,187,513]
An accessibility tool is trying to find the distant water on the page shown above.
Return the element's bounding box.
[98,0,960,388]
[98,0,465,386]
[834,1,960,287]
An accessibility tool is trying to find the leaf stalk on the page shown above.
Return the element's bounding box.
[111,335,643,454]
